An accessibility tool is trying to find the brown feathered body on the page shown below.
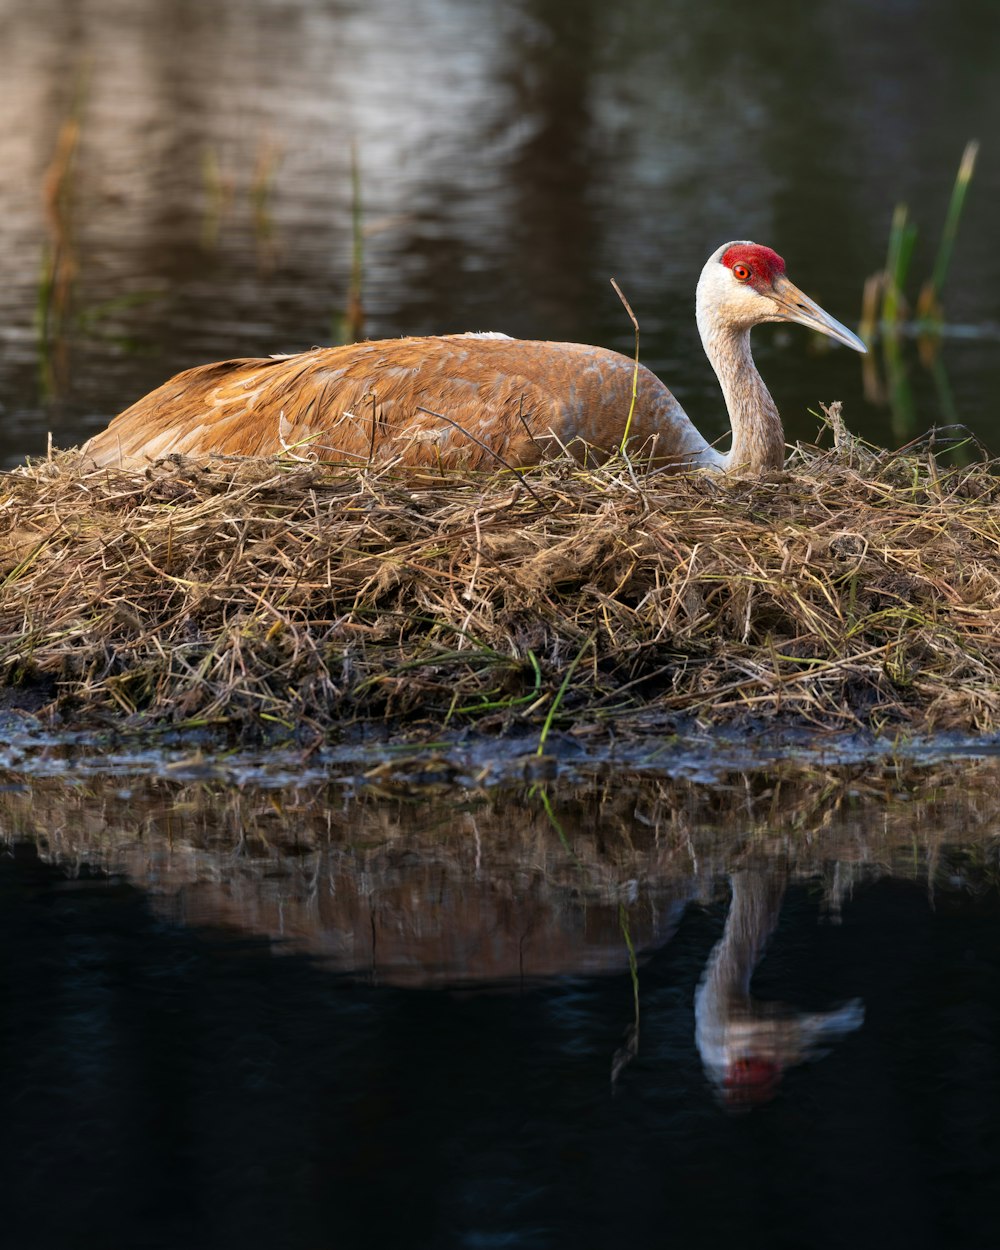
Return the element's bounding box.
[82,333,712,471]
[80,241,867,474]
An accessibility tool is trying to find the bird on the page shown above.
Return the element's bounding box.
[80,241,867,474]
[695,867,864,1106]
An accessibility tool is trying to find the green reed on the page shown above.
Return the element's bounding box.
[859,141,979,441]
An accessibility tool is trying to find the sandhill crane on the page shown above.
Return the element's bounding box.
[80,241,866,473]
[695,867,864,1106]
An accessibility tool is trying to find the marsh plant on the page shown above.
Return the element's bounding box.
[859,141,979,438]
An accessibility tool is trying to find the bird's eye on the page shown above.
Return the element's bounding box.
[732,264,751,282]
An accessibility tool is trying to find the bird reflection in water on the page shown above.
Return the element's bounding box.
[695,867,864,1107]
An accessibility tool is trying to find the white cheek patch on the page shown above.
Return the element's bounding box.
[732,283,771,320]
[696,263,774,332]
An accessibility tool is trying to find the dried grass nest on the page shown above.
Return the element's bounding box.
[2,413,999,739]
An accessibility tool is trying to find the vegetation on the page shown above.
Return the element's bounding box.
[2,417,1000,740]
[859,140,979,436]
[6,758,1000,987]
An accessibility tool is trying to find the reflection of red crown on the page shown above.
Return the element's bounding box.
[723,1056,782,1104]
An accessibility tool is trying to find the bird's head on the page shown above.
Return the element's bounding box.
[697,240,867,353]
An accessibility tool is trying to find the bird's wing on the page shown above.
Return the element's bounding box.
[81,338,573,469]
[80,335,703,470]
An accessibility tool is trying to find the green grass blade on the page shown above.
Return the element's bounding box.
[881,204,917,329]
[928,140,979,302]
[611,279,640,454]
[536,631,595,756]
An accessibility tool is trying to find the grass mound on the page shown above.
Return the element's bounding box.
[2,416,999,738]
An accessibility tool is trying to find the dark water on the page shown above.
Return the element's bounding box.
[2,0,999,464]
[3,760,1000,1249]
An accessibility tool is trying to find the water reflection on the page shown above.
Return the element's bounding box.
[695,866,864,1106]
[4,759,999,1075]
[3,761,1000,1246]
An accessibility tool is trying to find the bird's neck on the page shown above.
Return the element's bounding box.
[704,870,786,1003]
[698,319,785,472]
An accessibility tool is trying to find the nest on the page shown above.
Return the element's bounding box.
[2,415,999,739]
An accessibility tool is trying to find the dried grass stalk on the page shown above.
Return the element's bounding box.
[2,420,999,737]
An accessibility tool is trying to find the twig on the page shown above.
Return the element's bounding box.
[413,405,548,508]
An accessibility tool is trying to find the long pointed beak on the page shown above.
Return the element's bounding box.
[771,274,868,354]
